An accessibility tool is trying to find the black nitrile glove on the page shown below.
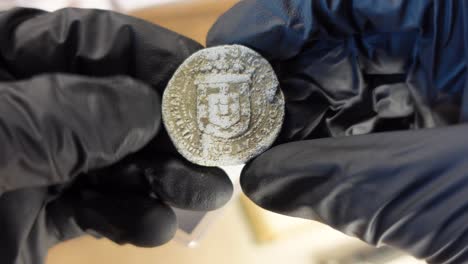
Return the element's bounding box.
[208,1,468,263]
[0,8,232,264]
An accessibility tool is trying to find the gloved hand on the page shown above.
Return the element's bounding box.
[208,1,468,263]
[0,8,232,264]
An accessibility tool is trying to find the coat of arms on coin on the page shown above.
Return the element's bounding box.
[162,45,284,166]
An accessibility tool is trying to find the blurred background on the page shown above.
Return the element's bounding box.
[0,1,425,263]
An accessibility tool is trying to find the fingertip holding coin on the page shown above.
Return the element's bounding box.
[162,45,284,167]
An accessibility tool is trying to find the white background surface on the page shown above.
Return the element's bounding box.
[0,0,185,11]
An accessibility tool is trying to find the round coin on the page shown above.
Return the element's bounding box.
[162,45,284,166]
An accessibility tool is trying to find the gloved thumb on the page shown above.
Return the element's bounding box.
[0,73,160,193]
[241,124,468,263]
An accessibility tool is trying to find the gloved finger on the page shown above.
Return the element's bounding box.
[0,73,160,193]
[207,0,430,61]
[78,153,233,211]
[65,190,176,247]
[144,155,233,211]
[241,124,468,263]
[208,1,467,142]
[0,8,202,94]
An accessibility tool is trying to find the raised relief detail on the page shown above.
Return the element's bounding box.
[196,73,251,139]
[162,45,284,166]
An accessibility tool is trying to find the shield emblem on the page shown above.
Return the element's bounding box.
[196,74,251,139]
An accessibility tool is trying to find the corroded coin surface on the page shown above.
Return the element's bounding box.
[162,45,284,166]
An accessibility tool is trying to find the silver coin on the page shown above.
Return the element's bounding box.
[162,44,284,166]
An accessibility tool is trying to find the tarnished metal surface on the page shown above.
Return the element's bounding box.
[162,45,284,166]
